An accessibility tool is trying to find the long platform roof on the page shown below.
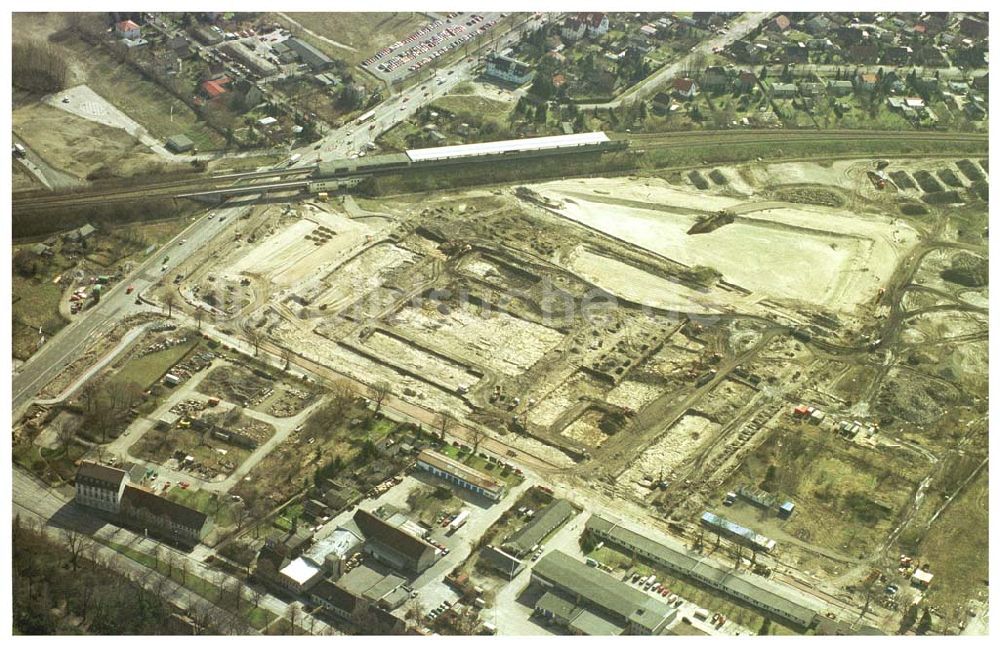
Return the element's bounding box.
[405,131,609,162]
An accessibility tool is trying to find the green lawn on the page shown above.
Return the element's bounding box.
[164,486,235,528]
[441,443,524,487]
[108,338,200,391]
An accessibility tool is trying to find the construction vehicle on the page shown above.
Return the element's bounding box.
[867,169,888,189]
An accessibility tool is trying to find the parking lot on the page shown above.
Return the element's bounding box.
[361,12,505,83]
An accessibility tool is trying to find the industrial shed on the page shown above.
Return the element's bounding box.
[586,514,823,629]
[503,498,575,557]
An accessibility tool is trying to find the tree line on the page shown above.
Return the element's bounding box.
[12,39,69,93]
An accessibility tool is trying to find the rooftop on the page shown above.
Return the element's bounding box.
[352,509,437,564]
[406,131,609,163]
[416,449,502,491]
[120,485,209,531]
[504,498,575,555]
[76,461,127,488]
[279,556,321,586]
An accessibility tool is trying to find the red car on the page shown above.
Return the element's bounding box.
[179,481,190,489]
[126,285,134,294]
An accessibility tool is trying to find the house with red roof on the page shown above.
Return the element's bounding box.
[201,76,231,100]
[672,77,698,99]
[115,19,141,40]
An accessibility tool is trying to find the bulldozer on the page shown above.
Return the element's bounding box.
[867,160,891,189]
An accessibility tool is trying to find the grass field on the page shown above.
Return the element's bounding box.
[12,278,67,360]
[165,486,238,528]
[108,338,200,391]
[274,12,429,66]
[11,160,43,191]
[60,34,224,150]
[917,466,988,632]
[431,94,513,118]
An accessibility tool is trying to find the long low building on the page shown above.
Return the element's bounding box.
[700,511,776,553]
[415,449,506,501]
[352,509,439,573]
[586,514,824,629]
[531,550,676,635]
[405,131,611,163]
[503,498,575,557]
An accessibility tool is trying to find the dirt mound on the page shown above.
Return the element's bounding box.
[956,159,985,182]
[914,170,944,193]
[937,168,964,188]
[940,252,988,287]
[708,169,728,185]
[688,170,710,190]
[889,170,916,190]
[899,202,928,216]
[877,373,962,426]
[770,185,845,207]
[922,190,962,205]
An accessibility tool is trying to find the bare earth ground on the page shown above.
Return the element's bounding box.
[274,12,429,66]
[12,101,162,180]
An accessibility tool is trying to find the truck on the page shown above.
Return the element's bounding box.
[96,275,110,285]
[449,510,470,531]
[12,143,26,158]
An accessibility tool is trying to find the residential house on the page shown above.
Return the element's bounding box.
[75,462,128,514]
[168,36,194,59]
[965,101,987,121]
[276,556,324,594]
[971,73,988,93]
[803,15,832,35]
[848,43,879,63]
[882,46,913,65]
[352,509,438,573]
[651,92,675,114]
[736,69,758,93]
[784,42,808,63]
[311,580,406,633]
[914,75,939,93]
[266,528,314,558]
[948,81,970,95]
[834,25,864,46]
[769,82,798,98]
[769,15,791,32]
[701,66,731,92]
[798,81,825,97]
[115,19,141,40]
[672,77,698,100]
[119,485,211,547]
[854,71,879,91]
[639,24,657,38]
[959,16,988,40]
[485,53,534,85]
[64,223,97,243]
[201,75,230,100]
[561,13,609,41]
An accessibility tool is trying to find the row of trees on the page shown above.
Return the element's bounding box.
[13,516,209,634]
[12,39,69,93]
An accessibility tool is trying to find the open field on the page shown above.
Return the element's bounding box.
[274,12,429,66]
[536,177,918,312]
[56,33,224,150]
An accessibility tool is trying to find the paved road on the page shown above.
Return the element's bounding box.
[11,466,336,634]
[12,202,252,420]
[578,12,774,110]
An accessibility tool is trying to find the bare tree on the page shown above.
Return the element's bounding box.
[245,326,263,356]
[63,529,92,571]
[164,292,176,318]
[195,305,205,330]
[435,410,456,441]
[234,501,248,530]
[286,602,300,634]
[369,381,391,417]
[469,426,488,456]
[281,346,292,370]
[52,417,75,451]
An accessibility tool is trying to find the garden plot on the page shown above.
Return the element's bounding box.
[312,243,418,312]
[542,179,916,312]
[391,302,564,376]
[359,330,480,392]
[618,414,720,498]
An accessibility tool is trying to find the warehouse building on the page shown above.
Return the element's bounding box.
[531,550,676,635]
[586,514,822,629]
[415,449,506,501]
[700,511,776,553]
[286,38,334,71]
[352,509,439,573]
[503,499,576,557]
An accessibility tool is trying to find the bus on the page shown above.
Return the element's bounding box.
[355,109,377,125]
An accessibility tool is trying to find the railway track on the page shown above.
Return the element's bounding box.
[13,130,987,213]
